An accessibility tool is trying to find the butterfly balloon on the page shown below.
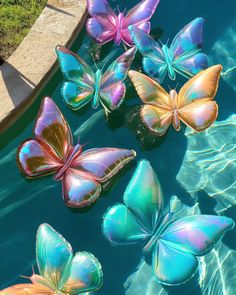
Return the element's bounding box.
[17,97,136,208]
[0,223,103,294]
[129,65,222,136]
[86,0,160,46]
[129,17,208,82]
[56,46,136,113]
[102,160,234,285]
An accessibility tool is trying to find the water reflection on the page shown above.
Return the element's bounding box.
[177,115,236,213]
[210,19,236,93]
[124,241,236,295]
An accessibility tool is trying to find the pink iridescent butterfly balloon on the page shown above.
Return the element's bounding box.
[17,97,136,208]
[86,0,160,46]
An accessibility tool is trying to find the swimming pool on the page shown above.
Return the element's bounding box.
[1,0,236,294]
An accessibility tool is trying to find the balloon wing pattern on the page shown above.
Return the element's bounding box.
[129,17,209,82]
[0,224,103,294]
[17,97,136,208]
[86,0,160,46]
[129,65,222,135]
[102,160,234,285]
[56,45,136,112]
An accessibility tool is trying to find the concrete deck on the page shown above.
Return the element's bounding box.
[0,0,87,133]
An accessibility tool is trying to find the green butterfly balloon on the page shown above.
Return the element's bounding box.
[0,224,103,295]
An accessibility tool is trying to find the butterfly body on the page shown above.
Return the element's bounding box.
[86,0,160,47]
[161,44,176,80]
[93,69,102,108]
[129,65,222,135]
[129,17,208,82]
[17,97,136,208]
[54,143,82,181]
[56,46,136,112]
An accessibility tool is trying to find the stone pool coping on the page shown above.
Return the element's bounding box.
[0,0,87,133]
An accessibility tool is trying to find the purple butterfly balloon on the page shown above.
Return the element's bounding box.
[86,0,160,46]
[17,97,136,208]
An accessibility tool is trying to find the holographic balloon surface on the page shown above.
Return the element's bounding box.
[86,0,160,46]
[130,17,208,82]
[56,46,136,112]
[17,97,136,208]
[0,223,103,294]
[129,65,222,136]
[102,160,234,285]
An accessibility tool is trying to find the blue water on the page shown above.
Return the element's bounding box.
[1,0,236,294]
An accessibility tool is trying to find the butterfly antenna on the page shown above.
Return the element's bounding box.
[159,39,164,46]
[90,53,99,71]
[167,84,171,91]
[166,38,170,46]
[174,82,180,91]
[117,4,120,14]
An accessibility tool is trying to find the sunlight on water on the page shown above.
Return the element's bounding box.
[210,19,236,92]
[124,242,236,295]
[177,115,236,213]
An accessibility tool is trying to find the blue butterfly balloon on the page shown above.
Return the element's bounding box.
[129,17,209,83]
[56,46,136,113]
[102,160,234,285]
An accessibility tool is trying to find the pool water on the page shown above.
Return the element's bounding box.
[1,0,236,294]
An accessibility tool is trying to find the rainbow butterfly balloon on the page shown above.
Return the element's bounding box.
[0,223,103,294]
[129,17,208,82]
[56,46,136,113]
[17,97,136,208]
[102,160,234,285]
[129,65,222,136]
[86,0,160,46]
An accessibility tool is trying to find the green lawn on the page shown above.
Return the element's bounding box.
[0,0,47,60]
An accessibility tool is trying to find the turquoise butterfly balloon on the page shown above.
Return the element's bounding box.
[129,17,208,83]
[56,45,136,113]
[0,224,103,294]
[102,160,234,286]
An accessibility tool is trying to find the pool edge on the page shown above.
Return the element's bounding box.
[0,0,87,133]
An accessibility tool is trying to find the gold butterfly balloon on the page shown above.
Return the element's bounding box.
[129,65,222,136]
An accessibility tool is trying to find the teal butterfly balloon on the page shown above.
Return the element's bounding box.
[56,46,136,113]
[102,160,234,286]
[0,224,103,294]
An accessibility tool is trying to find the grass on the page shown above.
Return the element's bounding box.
[0,0,47,60]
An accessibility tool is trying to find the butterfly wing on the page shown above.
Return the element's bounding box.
[128,70,173,135]
[62,168,101,208]
[86,0,117,44]
[170,18,208,78]
[103,160,163,245]
[17,97,72,177]
[56,46,95,110]
[36,223,73,290]
[17,139,62,177]
[0,283,54,295]
[153,215,234,285]
[99,47,136,111]
[173,52,208,79]
[129,26,167,82]
[121,0,160,46]
[62,251,103,293]
[177,65,222,131]
[72,148,136,182]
